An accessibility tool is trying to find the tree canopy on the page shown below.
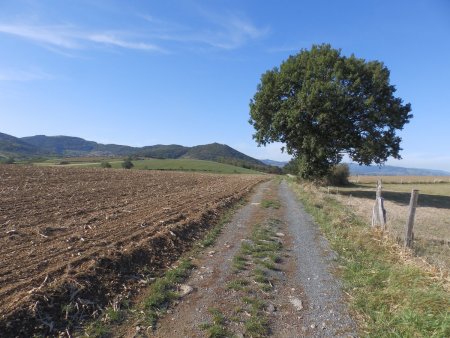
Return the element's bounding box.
[249,44,412,179]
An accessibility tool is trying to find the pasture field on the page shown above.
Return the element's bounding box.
[31,157,261,174]
[0,165,266,335]
[328,182,450,271]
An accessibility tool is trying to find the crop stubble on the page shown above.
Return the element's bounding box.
[0,165,266,333]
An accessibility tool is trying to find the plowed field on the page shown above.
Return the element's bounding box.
[0,165,266,335]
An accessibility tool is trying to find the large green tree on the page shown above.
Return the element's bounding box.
[249,44,412,179]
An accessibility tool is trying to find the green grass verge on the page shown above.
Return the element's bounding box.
[288,179,450,337]
[199,308,235,338]
[208,217,282,337]
[242,297,270,337]
[232,254,248,271]
[226,279,250,291]
[143,259,194,327]
[260,199,281,209]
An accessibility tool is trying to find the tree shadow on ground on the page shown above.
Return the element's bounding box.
[339,190,450,210]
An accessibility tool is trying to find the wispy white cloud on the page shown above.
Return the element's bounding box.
[0,7,268,55]
[0,23,80,49]
[88,33,167,52]
[193,8,268,49]
[0,23,166,52]
[0,68,53,82]
[139,14,186,31]
[140,10,269,50]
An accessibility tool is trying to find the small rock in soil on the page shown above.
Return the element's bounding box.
[288,296,303,311]
[179,284,194,297]
[266,303,276,313]
[275,232,285,237]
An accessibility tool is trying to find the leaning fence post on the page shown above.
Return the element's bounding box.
[376,179,382,199]
[404,189,419,248]
[372,181,380,227]
[378,196,386,230]
[372,179,386,229]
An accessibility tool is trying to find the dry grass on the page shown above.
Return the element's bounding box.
[326,182,450,273]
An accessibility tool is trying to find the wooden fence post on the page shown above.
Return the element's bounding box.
[372,179,386,229]
[404,189,419,248]
[378,196,386,230]
[376,180,381,198]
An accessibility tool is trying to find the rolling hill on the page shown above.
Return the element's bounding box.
[0,132,270,170]
[136,144,189,159]
[2,132,448,176]
[182,143,265,166]
[21,135,137,156]
[0,132,42,157]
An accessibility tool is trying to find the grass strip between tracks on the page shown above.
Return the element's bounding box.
[83,200,245,337]
[200,214,283,338]
[287,178,450,338]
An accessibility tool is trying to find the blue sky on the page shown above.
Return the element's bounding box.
[1,1,449,170]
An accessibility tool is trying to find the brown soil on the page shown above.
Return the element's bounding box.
[0,165,266,336]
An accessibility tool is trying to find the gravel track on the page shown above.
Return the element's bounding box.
[279,180,357,337]
[149,181,272,338]
[144,179,358,337]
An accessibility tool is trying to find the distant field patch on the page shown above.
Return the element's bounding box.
[112,159,261,174]
[32,158,262,174]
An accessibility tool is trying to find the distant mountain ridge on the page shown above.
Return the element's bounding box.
[0,132,268,168]
[347,163,450,176]
[21,135,138,156]
[136,143,263,165]
[261,159,288,168]
[0,132,42,156]
[3,132,447,175]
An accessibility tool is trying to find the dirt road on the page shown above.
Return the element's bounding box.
[137,179,357,337]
